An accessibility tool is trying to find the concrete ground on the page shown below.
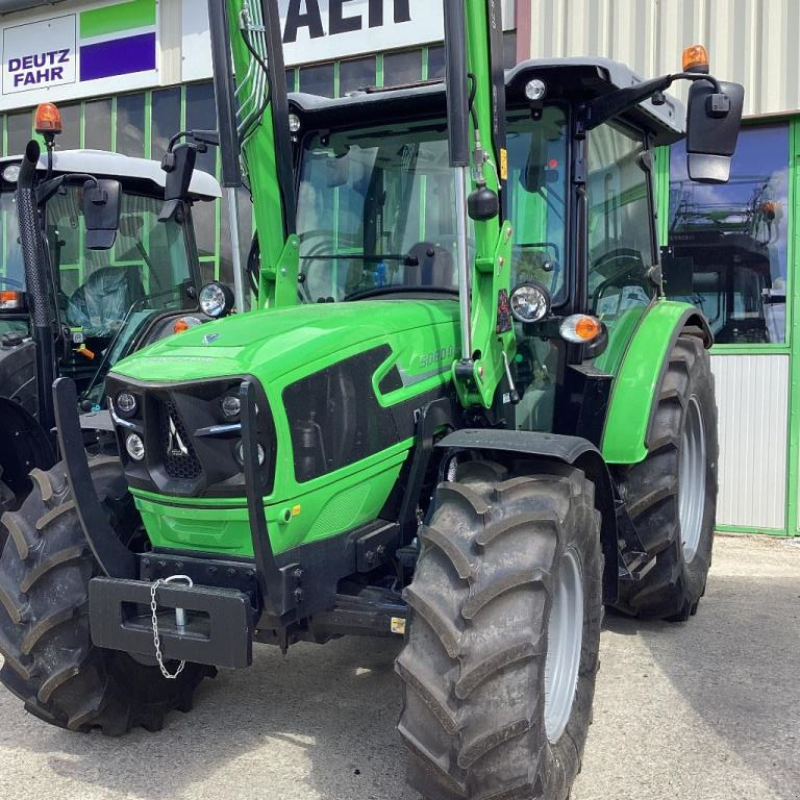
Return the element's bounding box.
[0,534,797,800]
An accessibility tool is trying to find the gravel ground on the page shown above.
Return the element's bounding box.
[0,534,797,800]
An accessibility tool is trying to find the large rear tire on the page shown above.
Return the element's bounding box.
[397,460,603,800]
[0,457,213,734]
[613,329,718,621]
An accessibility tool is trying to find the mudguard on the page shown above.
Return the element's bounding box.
[601,300,711,466]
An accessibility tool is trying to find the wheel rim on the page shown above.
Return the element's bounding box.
[679,396,706,564]
[544,547,584,743]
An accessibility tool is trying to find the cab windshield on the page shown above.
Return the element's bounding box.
[297,119,458,302]
[296,107,569,304]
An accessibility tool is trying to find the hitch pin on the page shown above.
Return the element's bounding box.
[163,574,193,632]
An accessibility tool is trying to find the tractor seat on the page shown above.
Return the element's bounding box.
[403,242,456,290]
[66,265,145,337]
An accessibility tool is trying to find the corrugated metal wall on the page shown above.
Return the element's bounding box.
[526,0,800,116]
[710,355,788,530]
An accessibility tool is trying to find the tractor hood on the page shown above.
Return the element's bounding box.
[110,298,461,385]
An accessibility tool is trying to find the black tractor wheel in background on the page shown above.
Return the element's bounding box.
[613,329,718,621]
[0,457,213,734]
[398,460,603,800]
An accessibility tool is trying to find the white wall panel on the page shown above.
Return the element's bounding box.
[526,0,800,117]
[711,355,788,530]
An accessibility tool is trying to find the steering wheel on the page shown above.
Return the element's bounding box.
[590,247,649,308]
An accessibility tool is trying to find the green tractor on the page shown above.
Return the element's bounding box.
[0,2,743,798]
[0,108,225,541]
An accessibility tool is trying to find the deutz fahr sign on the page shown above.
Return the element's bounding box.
[2,15,76,95]
[279,0,442,64]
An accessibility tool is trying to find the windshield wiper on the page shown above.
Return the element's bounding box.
[300,253,419,266]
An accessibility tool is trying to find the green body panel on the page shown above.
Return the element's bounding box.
[601,299,696,464]
[111,299,460,556]
[133,447,407,557]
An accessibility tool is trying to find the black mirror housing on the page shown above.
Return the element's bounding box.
[83,178,121,250]
[160,142,197,219]
[686,79,745,184]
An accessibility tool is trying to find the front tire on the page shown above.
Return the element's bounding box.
[613,329,718,621]
[397,461,603,800]
[0,457,213,734]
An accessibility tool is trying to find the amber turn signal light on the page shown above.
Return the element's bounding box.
[560,314,603,344]
[35,102,62,135]
[682,44,709,74]
[0,290,23,310]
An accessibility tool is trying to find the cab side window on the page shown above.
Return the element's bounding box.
[586,124,656,318]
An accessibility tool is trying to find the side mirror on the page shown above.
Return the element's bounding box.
[160,142,197,220]
[686,79,744,184]
[83,179,121,250]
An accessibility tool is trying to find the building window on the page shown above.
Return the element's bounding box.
[116,92,146,158]
[57,104,81,151]
[6,110,31,155]
[299,63,335,98]
[151,87,181,162]
[428,46,445,79]
[383,50,422,86]
[84,99,112,151]
[340,57,375,95]
[668,124,789,345]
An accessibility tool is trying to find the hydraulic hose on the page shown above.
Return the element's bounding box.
[17,140,56,431]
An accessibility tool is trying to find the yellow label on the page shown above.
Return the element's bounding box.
[291,504,301,517]
[390,617,406,635]
[500,148,508,181]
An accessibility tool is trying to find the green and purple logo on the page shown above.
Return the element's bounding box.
[79,0,156,82]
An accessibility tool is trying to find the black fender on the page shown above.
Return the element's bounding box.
[435,428,619,602]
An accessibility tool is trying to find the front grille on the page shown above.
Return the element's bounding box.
[159,400,202,480]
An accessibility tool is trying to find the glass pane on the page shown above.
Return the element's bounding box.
[506,107,569,304]
[193,192,217,259]
[151,87,181,162]
[186,82,217,174]
[84,99,112,151]
[503,31,517,69]
[6,110,31,155]
[117,93,145,158]
[668,125,789,345]
[428,46,445,80]
[340,57,375,96]
[297,118,458,302]
[57,104,80,151]
[299,64,334,98]
[285,68,296,92]
[383,50,421,86]
[219,187,253,289]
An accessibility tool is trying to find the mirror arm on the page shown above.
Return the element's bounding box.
[580,71,722,133]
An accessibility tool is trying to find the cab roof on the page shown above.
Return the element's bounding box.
[0,149,221,201]
[289,56,686,146]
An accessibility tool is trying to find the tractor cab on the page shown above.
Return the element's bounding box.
[0,144,221,406]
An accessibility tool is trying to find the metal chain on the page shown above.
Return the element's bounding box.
[150,577,189,680]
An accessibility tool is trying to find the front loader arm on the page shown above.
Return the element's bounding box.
[447,0,516,409]
[208,0,299,309]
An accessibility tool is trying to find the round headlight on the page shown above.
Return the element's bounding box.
[2,164,21,183]
[116,391,137,416]
[288,113,301,133]
[524,78,547,101]
[510,282,551,324]
[199,282,235,318]
[221,395,241,419]
[125,433,145,462]
[235,440,266,467]
[559,314,603,344]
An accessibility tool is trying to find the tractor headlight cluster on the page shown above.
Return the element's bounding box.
[221,395,242,419]
[524,78,547,101]
[235,440,266,467]
[199,282,235,319]
[125,433,145,461]
[510,282,551,324]
[116,391,138,417]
